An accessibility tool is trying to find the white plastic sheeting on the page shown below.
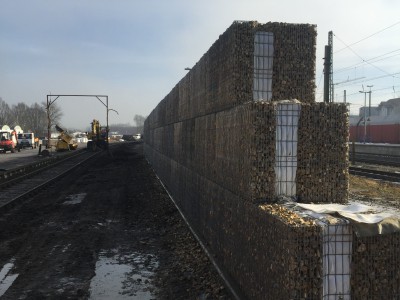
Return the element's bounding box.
[297,202,400,236]
[275,101,301,197]
[296,201,400,299]
[253,32,274,101]
[297,202,372,215]
[322,222,352,300]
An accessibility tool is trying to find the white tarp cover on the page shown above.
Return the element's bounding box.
[296,202,400,299]
[296,202,371,215]
[296,202,400,236]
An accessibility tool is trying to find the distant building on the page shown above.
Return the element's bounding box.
[359,106,379,118]
[350,97,400,143]
[352,98,400,124]
[377,98,400,117]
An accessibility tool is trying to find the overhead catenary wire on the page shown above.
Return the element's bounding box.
[334,71,400,88]
[334,20,400,54]
[317,22,400,105]
[333,85,400,107]
[333,33,399,79]
[334,49,400,74]
[343,84,400,97]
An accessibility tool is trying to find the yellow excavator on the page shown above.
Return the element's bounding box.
[55,125,78,151]
[87,119,108,151]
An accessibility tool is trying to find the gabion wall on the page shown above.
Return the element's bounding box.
[144,22,338,299]
[297,102,349,203]
[145,100,349,204]
[145,20,317,130]
[144,100,347,299]
[352,233,400,299]
[143,21,355,299]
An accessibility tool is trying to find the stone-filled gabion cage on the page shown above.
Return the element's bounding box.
[144,21,400,299]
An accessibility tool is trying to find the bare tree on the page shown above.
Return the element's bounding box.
[30,103,47,136]
[0,98,58,136]
[133,114,146,127]
[0,98,12,126]
[11,102,30,129]
[40,101,63,144]
[133,114,146,134]
[42,101,63,129]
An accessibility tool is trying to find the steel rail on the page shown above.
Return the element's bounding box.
[0,149,87,188]
[0,150,101,213]
[349,166,400,182]
[350,153,400,167]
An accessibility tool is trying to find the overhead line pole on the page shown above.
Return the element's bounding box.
[46,94,111,151]
[329,31,334,102]
[367,85,373,142]
[323,31,333,103]
[323,45,331,103]
[357,86,373,143]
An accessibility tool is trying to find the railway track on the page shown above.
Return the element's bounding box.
[349,166,400,182]
[0,150,101,213]
[349,151,400,182]
[350,153,400,167]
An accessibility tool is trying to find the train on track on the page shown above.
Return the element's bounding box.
[349,98,400,144]
[350,123,400,144]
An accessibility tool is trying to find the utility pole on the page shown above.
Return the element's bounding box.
[329,31,333,102]
[367,85,373,120]
[367,85,373,142]
[323,31,333,103]
[359,87,369,143]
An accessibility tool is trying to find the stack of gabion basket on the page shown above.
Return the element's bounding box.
[144,20,399,300]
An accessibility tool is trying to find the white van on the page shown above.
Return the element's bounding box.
[18,132,36,149]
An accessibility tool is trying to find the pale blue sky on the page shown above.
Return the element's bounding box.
[1,0,399,129]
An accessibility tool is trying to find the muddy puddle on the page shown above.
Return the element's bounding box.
[89,249,158,299]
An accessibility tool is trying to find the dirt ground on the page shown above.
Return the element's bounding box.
[0,142,230,299]
[349,174,400,209]
[349,160,400,206]
[1,141,399,299]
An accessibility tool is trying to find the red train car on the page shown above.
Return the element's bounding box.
[350,123,400,144]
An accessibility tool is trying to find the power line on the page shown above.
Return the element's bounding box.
[335,71,400,89]
[338,84,400,97]
[334,33,398,79]
[334,20,400,54]
[318,22,400,102]
[318,83,400,104]
[334,49,400,74]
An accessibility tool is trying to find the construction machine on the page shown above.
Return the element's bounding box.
[0,125,20,153]
[87,119,108,150]
[55,125,78,151]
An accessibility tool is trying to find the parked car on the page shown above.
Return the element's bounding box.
[17,132,36,149]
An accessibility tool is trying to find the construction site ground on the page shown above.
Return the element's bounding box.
[0,142,399,299]
[0,142,229,299]
[349,160,400,209]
